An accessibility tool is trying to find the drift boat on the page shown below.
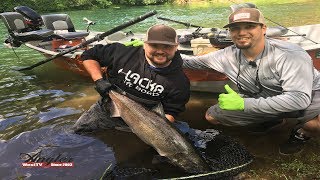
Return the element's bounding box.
[1,6,320,92]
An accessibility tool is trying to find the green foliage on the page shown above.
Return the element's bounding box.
[117,0,167,5]
[0,0,169,13]
[96,0,113,8]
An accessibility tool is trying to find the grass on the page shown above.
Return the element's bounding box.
[239,146,320,179]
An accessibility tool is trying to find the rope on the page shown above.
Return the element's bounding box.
[10,45,21,61]
[159,160,253,180]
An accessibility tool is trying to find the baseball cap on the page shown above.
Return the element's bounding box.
[145,24,178,45]
[223,8,265,28]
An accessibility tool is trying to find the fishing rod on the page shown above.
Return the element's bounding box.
[16,10,157,71]
[226,0,318,44]
[157,16,202,28]
[264,17,318,44]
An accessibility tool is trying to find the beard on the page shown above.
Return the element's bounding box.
[235,44,251,49]
[146,53,173,67]
[234,41,252,49]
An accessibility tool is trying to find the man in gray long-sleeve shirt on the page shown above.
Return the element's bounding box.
[182,7,320,155]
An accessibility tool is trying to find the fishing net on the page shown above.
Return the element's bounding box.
[72,100,129,134]
[104,166,157,180]
[194,133,253,179]
[166,128,253,179]
[102,130,253,180]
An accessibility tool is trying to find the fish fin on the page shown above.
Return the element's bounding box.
[108,99,121,117]
[152,155,170,164]
[114,126,132,132]
[151,103,165,117]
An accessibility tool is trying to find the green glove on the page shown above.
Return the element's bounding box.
[124,39,144,47]
[218,84,244,110]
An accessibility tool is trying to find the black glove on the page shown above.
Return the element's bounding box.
[94,78,112,97]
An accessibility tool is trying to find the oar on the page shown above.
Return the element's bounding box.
[157,16,202,28]
[16,10,157,71]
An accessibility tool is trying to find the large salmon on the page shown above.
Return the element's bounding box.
[108,90,211,173]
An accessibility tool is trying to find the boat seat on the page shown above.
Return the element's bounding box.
[0,12,54,42]
[41,14,89,40]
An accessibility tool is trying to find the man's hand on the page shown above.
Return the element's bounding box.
[94,78,112,97]
[124,39,143,47]
[218,84,244,110]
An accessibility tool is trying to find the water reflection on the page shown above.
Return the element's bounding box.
[37,107,81,123]
[0,115,26,131]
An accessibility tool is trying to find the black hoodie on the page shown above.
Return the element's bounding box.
[81,43,190,118]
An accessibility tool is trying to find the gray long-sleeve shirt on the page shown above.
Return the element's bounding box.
[182,38,320,115]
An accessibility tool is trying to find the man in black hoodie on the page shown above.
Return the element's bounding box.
[73,24,190,132]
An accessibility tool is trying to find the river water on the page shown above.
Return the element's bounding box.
[0,1,320,179]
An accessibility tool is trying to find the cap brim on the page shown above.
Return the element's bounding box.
[144,40,178,46]
[223,21,264,28]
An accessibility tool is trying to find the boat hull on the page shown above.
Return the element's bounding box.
[44,53,233,92]
[45,54,89,76]
[48,48,320,93]
[307,48,320,69]
[25,23,320,93]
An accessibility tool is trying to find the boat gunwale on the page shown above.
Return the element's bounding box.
[25,41,81,58]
